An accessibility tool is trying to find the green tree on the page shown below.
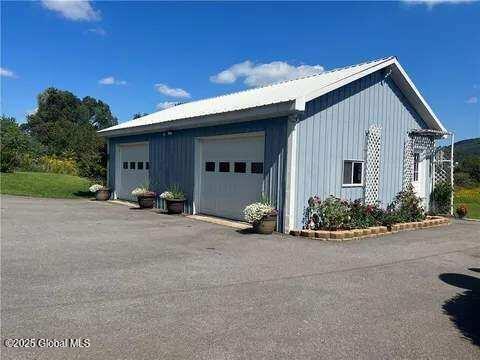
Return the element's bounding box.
[458,155,480,183]
[0,116,31,172]
[25,87,117,179]
[81,96,118,130]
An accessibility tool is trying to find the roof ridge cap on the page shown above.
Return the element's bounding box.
[166,56,396,106]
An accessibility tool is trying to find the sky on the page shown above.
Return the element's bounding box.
[1,1,479,141]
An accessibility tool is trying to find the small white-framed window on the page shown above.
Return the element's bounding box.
[343,160,364,186]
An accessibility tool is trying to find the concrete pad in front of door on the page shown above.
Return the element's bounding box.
[186,214,251,230]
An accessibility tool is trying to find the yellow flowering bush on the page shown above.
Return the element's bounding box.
[37,155,79,176]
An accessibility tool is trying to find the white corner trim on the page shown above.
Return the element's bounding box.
[284,114,299,233]
[294,96,306,112]
[193,138,202,214]
[113,143,120,200]
[106,139,110,186]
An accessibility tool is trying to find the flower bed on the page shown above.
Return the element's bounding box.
[294,185,451,241]
[291,216,450,241]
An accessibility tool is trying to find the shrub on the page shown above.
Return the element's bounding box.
[456,204,468,218]
[244,202,277,224]
[348,200,384,229]
[380,210,403,228]
[454,172,477,188]
[306,196,350,230]
[387,184,425,223]
[304,196,322,229]
[303,186,426,231]
[430,181,453,214]
[1,116,31,172]
[36,155,79,176]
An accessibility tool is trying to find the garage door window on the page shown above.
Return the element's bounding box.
[251,162,263,174]
[219,162,230,172]
[123,162,128,169]
[205,162,215,172]
[234,162,246,173]
[137,162,143,170]
[145,162,149,170]
[130,162,136,170]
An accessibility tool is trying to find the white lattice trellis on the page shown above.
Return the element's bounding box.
[413,136,435,156]
[403,134,435,189]
[403,139,414,190]
[434,149,452,184]
[365,125,382,205]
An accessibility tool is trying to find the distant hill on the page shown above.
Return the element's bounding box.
[453,138,480,160]
[445,137,480,187]
[440,137,480,162]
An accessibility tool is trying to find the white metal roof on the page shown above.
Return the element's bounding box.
[100,56,446,137]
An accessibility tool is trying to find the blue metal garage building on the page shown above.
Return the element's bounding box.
[99,57,448,232]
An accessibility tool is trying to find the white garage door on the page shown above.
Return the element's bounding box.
[116,142,149,201]
[199,134,264,221]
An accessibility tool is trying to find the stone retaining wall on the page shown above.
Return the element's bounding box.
[290,216,450,241]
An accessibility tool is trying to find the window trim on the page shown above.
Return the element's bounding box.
[342,159,364,187]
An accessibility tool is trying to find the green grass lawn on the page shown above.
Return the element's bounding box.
[1,171,92,199]
[454,187,480,219]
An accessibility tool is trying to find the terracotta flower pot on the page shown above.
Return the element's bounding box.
[253,214,277,234]
[165,199,184,214]
[95,189,111,201]
[138,192,156,209]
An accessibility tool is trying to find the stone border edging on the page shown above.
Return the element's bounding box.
[289,216,450,241]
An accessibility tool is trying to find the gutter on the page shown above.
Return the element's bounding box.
[99,101,296,138]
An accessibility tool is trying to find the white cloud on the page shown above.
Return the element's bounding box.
[156,101,179,110]
[403,0,474,8]
[154,83,191,98]
[41,0,101,21]
[466,96,478,104]
[86,27,107,36]
[27,107,38,116]
[0,67,17,78]
[98,76,127,85]
[210,60,324,87]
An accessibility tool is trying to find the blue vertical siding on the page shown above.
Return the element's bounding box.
[108,117,288,229]
[294,70,430,229]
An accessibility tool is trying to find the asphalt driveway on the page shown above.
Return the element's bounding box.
[1,195,479,359]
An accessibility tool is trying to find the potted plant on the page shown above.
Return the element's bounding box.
[456,204,468,218]
[160,184,186,214]
[131,186,156,209]
[89,184,111,201]
[244,199,278,234]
